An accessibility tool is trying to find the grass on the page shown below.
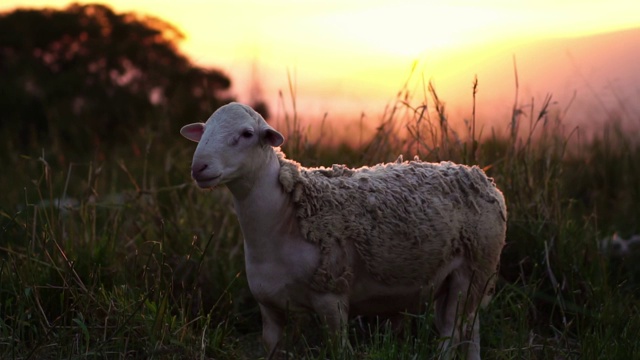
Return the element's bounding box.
[1,76,639,359]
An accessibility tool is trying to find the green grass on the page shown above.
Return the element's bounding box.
[1,80,639,359]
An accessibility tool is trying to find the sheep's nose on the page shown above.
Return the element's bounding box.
[191,163,208,176]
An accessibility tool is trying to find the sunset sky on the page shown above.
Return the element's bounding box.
[3,0,640,135]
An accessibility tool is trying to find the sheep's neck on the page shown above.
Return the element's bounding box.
[229,150,298,252]
[228,150,320,312]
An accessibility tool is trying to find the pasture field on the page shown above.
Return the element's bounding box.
[1,85,639,359]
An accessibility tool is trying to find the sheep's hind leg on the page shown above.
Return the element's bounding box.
[434,271,481,360]
[259,304,286,359]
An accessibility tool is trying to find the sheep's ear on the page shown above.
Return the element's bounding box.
[262,125,284,147]
[180,123,205,142]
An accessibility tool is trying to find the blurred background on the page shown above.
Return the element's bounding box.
[2,0,639,150]
[1,2,640,358]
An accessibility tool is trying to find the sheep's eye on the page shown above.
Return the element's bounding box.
[241,130,254,138]
[231,130,253,145]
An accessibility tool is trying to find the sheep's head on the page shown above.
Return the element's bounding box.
[180,102,284,189]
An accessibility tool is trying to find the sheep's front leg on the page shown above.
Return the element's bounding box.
[465,315,481,360]
[311,293,350,352]
[259,304,286,359]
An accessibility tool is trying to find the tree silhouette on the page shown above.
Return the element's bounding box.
[0,3,233,158]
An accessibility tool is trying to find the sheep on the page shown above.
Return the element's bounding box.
[180,102,507,359]
[600,233,640,258]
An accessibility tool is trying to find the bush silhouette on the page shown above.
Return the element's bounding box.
[0,3,233,160]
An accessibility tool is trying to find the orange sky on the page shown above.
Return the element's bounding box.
[3,0,640,138]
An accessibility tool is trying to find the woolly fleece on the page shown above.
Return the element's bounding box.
[277,150,507,295]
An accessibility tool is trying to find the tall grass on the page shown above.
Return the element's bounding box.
[1,75,639,359]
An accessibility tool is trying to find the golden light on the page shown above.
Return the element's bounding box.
[2,0,639,130]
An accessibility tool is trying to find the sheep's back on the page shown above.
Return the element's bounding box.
[278,152,506,291]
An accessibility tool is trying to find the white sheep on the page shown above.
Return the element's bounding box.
[180,102,507,359]
[600,233,640,258]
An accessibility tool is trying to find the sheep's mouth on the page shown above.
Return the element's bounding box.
[193,174,222,188]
